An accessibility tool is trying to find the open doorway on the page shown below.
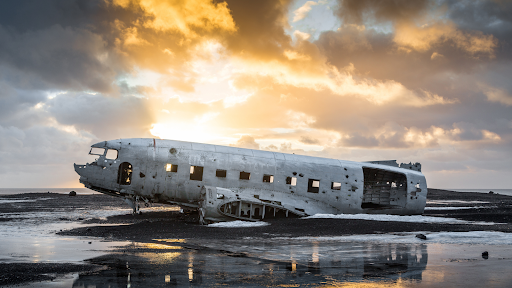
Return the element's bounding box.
[362,167,407,209]
[117,162,133,185]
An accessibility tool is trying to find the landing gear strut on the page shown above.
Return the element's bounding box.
[123,196,141,214]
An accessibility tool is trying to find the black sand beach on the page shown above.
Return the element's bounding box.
[1,189,512,287]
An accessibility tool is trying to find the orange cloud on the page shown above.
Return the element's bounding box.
[394,21,498,57]
[112,0,236,36]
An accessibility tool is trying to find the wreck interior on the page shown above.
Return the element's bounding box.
[219,201,300,220]
[362,167,407,209]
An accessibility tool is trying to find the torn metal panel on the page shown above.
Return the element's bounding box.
[74,138,428,221]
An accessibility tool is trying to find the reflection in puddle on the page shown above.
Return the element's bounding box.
[72,240,430,287]
[69,235,512,287]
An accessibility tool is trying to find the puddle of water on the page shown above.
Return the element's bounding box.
[0,234,130,263]
[10,273,80,288]
[67,236,512,287]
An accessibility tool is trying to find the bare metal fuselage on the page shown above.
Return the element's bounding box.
[74,138,427,223]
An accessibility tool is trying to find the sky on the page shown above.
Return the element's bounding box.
[0,0,511,189]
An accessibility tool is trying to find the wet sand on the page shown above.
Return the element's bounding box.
[1,189,512,287]
[58,189,512,241]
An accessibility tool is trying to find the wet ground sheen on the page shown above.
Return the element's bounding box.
[1,189,512,287]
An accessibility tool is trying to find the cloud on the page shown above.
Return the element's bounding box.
[336,0,498,58]
[482,86,512,106]
[0,24,119,92]
[293,30,311,41]
[336,0,430,24]
[393,22,498,57]
[112,0,237,36]
[293,1,318,22]
[431,52,443,59]
[299,136,320,145]
[0,0,511,190]
[46,92,155,140]
[231,135,260,149]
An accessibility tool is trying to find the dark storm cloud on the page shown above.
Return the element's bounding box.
[446,0,512,34]
[336,0,431,24]
[315,26,495,92]
[0,0,143,34]
[0,25,120,92]
[316,0,502,94]
[0,0,142,93]
[445,0,512,59]
[222,0,294,61]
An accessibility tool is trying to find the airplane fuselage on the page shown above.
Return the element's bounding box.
[74,138,427,223]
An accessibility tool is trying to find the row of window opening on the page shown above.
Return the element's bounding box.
[165,163,343,193]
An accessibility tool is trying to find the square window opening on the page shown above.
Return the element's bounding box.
[166,164,178,172]
[190,165,204,181]
[331,182,341,190]
[216,169,227,178]
[286,176,297,186]
[262,174,274,183]
[308,179,320,193]
[105,149,118,160]
[239,171,251,180]
[89,147,105,156]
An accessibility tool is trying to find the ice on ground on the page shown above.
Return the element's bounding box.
[208,220,269,228]
[277,231,512,245]
[304,213,498,225]
[427,200,489,204]
[0,206,179,222]
[424,206,495,210]
[0,197,54,204]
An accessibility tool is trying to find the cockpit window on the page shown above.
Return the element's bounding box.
[105,149,118,160]
[89,147,105,156]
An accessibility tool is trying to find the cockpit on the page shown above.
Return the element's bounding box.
[75,139,135,198]
[89,147,118,163]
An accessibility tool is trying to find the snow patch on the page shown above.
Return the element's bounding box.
[277,231,512,245]
[427,200,489,204]
[0,197,54,204]
[424,206,495,210]
[208,220,269,228]
[304,213,498,225]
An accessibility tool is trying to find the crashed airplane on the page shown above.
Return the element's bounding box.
[74,138,427,224]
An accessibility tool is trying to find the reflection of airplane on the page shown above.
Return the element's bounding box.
[72,241,428,286]
[74,138,427,223]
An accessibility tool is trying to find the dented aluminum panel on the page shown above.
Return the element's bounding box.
[74,138,428,223]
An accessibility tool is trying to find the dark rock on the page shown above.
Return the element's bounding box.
[69,191,77,196]
[482,251,489,259]
[489,191,494,194]
[416,233,427,240]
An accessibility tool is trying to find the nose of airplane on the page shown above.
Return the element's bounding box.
[74,163,83,176]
